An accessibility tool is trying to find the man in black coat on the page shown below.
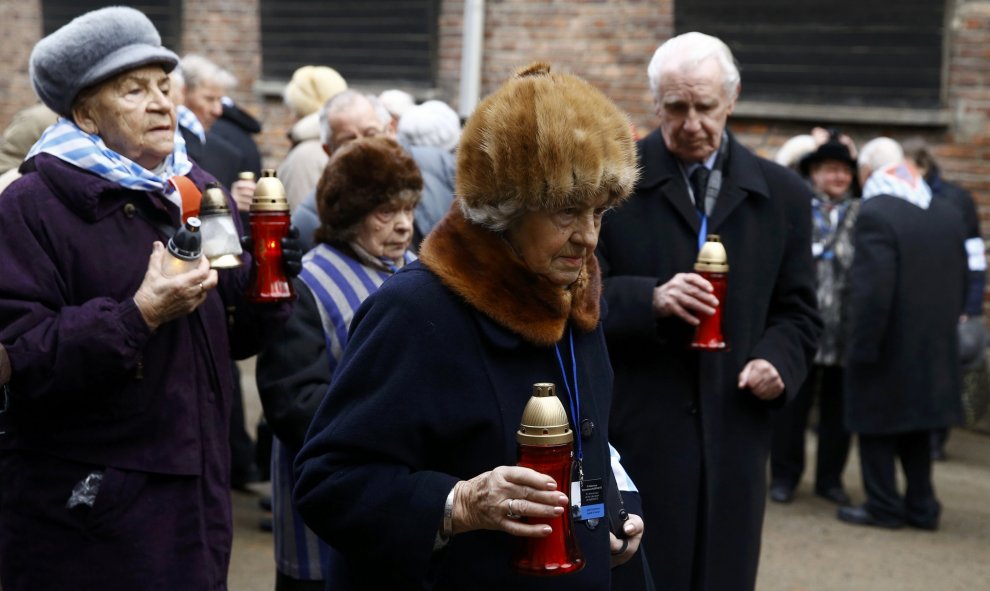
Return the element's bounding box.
[596,32,821,591]
[838,138,967,530]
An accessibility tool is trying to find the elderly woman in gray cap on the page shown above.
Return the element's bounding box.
[0,7,296,590]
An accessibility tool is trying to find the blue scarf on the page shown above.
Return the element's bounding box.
[176,105,206,143]
[26,117,192,194]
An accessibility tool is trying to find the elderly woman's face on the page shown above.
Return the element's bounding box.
[505,195,610,287]
[354,200,416,261]
[810,159,854,201]
[73,65,175,169]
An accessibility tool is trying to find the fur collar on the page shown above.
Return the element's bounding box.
[418,205,601,346]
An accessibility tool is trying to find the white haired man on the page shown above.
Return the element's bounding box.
[596,32,821,591]
[839,138,966,531]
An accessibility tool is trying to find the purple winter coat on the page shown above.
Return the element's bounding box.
[0,153,291,589]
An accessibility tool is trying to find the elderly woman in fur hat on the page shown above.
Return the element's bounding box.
[256,135,421,591]
[0,7,296,590]
[294,63,646,590]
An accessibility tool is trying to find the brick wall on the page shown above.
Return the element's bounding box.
[0,0,42,127]
[2,0,988,260]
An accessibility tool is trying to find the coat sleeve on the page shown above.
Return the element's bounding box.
[0,190,153,399]
[293,285,460,586]
[256,280,331,450]
[844,206,896,365]
[748,171,823,401]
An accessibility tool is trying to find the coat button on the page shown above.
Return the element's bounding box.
[123,203,137,218]
[580,418,595,439]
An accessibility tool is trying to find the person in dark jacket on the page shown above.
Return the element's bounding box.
[595,32,821,591]
[294,62,645,590]
[211,98,263,179]
[838,138,967,530]
[0,7,296,589]
[903,137,987,460]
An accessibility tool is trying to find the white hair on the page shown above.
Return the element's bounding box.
[858,137,904,174]
[774,134,817,170]
[397,100,461,152]
[365,94,393,128]
[647,32,740,102]
[379,89,416,119]
[317,89,372,149]
[180,53,236,91]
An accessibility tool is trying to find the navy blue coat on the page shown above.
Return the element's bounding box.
[294,258,622,590]
[596,129,821,591]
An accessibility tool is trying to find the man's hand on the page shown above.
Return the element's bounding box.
[652,273,719,325]
[737,359,784,400]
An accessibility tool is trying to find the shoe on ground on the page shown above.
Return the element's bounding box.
[906,516,939,531]
[837,505,903,529]
[259,516,273,532]
[815,486,851,506]
[769,484,794,504]
[258,495,273,512]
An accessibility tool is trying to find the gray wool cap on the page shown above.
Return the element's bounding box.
[29,6,179,118]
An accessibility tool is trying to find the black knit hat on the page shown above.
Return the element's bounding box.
[799,138,856,177]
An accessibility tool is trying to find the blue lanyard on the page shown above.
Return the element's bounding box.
[697,213,708,251]
[554,326,583,465]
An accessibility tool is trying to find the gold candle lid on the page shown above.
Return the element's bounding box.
[200,182,231,217]
[694,234,729,273]
[250,169,289,212]
[517,383,574,445]
[239,171,256,182]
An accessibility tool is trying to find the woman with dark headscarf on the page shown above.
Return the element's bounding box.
[294,63,645,590]
[0,7,296,590]
[257,135,421,591]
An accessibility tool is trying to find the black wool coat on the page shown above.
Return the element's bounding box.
[596,129,821,591]
[844,195,967,434]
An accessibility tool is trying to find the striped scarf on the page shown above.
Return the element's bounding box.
[861,161,932,210]
[176,105,206,143]
[26,117,192,194]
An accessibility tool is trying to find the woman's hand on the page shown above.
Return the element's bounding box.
[230,178,256,212]
[451,466,569,538]
[133,242,218,331]
[609,512,644,568]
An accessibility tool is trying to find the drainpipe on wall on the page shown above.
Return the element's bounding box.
[458,0,485,120]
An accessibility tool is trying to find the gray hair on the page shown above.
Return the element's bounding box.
[318,89,373,149]
[365,94,393,128]
[459,200,530,233]
[647,32,740,103]
[858,137,904,175]
[179,53,236,91]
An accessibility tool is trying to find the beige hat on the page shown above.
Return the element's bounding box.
[283,66,347,118]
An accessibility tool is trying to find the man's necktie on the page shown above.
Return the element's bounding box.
[690,166,710,216]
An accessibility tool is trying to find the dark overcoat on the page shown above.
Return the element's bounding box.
[0,154,290,589]
[294,209,638,590]
[596,129,821,591]
[844,195,966,434]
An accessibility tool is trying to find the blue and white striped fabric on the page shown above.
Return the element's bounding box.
[26,117,191,194]
[271,243,415,581]
[176,105,206,143]
[861,161,932,210]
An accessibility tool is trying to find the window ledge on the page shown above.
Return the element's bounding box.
[254,79,441,102]
[733,101,951,127]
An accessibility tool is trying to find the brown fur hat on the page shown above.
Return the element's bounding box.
[457,62,638,228]
[314,136,423,245]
